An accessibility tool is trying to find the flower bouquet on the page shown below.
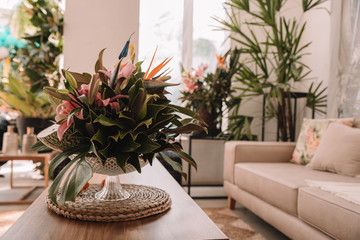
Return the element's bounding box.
[179,50,240,136]
[34,38,206,206]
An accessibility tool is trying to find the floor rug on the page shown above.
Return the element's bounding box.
[0,210,24,237]
[203,207,265,240]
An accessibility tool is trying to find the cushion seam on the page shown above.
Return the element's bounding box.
[298,215,337,239]
[299,188,360,215]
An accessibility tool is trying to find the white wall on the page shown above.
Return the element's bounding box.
[63,0,139,74]
[231,1,332,141]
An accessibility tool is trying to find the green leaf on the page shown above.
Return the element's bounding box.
[128,79,144,106]
[159,152,187,179]
[91,127,108,145]
[117,134,141,152]
[133,118,153,132]
[59,153,91,206]
[151,113,176,130]
[176,150,197,171]
[64,159,92,203]
[67,107,81,125]
[127,153,142,173]
[95,48,107,72]
[108,129,121,142]
[166,123,206,134]
[44,86,72,101]
[109,60,121,89]
[137,94,159,120]
[61,69,91,86]
[48,145,90,178]
[49,152,84,206]
[30,141,52,152]
[7,75,27,97]
[168,104,205,125]
[57,89,70,95]
[143,80,178,89]
[101,82,117,99]
[142,152,155,165]
[115,151,130,172]
[94,115,128,129]
[77,94,89,106]
[0,92,34,116]
[131,89,146,120]
[146,104,167,120]
[135,134,161,153]
[65,71,78,90]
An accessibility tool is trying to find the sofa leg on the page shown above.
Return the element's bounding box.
[227,196,235,209]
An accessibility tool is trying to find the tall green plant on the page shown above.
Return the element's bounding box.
[1,0,63,117]
[16,0,63,91]
[216,0,327,141]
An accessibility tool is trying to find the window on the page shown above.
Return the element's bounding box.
[139,0,228,104]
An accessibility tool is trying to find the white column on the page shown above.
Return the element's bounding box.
[182,0,193,70]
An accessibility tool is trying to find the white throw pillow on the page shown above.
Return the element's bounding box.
[306,122,360,177]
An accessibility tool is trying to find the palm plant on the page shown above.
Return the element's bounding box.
[216,0,327,141]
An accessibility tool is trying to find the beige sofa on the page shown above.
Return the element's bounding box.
[224,141,360,240]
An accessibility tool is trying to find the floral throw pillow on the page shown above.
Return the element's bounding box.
[291,118,355,165]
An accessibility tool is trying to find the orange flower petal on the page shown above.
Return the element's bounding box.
[147,57,172,79]
[144,46,158,79]
[120,62,128,69]
[80,182,90,193]
[128,41,136,50]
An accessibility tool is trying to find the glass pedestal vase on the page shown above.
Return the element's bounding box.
[95,175,130,201]
[85,154,147,202]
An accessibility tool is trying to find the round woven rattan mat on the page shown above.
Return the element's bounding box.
[46,184,172,222]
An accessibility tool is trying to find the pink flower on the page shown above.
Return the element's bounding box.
[98,63,136,83]
[94,93,128,109]
[119,63,136,79]
[183,78,197,94]
[55,101,83,141]
[194,64,208,79]
[55,82,128,141]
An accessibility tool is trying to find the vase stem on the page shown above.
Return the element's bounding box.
[95,175,130,201]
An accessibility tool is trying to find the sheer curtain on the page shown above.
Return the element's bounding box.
[337,0,360,118]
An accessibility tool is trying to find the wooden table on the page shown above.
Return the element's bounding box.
[0,152,55,204]
[2,160,228,240]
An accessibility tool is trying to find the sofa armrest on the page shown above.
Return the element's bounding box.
[224,141,296,184]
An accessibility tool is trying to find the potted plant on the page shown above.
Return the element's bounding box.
[179,50,242,136]
[216,0,327,141]
[34,38,206,206]
[0,73,53,134]
[1,0,63,137]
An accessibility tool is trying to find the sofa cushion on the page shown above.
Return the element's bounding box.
[307,122,360,177]
[298,187,360,240]
[291,118,354,165]
[234,163,360,216]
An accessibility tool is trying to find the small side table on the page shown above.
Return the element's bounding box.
[0,152,56,204]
